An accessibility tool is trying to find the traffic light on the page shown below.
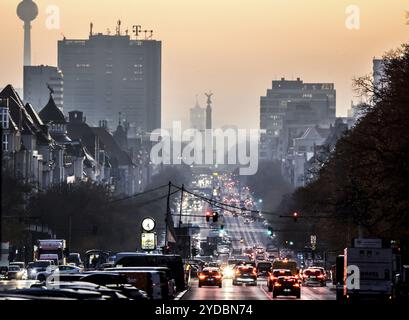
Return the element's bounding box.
[293,212,299,222]
[240,238,244,244]
[205,210,212,222]
[267,227,273,236]
[212,211,218,222]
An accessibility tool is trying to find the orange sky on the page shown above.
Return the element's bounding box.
[1,0,408,129]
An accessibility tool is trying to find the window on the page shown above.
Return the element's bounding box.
[0,108,9,129]
[2,133,9,151]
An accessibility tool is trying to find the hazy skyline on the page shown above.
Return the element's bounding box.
[1,0,408,129]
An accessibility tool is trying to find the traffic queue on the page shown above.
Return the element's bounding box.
[0,250,187,300]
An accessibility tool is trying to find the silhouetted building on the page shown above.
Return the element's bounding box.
[58,32,161,132]
[260,78,336,161]
[189,98,205,130]
[24,65,64,111]
[373,58,385,90]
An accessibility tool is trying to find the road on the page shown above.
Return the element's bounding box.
[182,278,336,300]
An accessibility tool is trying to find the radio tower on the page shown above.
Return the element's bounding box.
[17,0,38,66]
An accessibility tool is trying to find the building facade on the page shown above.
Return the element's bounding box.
[24,65,64,111]
[58,32,161,132]
[189,99,205,131]
[259,78,336,161]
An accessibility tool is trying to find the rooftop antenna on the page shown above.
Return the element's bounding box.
[143,29,147,39]
[132,25,141,39]
[149,30,153,39]
[61,32,66,40]
[116,19,121,35]
[90,22,93,36]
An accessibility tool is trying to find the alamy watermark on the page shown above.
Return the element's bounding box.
[150,122,259,175]
[345,5,360,30]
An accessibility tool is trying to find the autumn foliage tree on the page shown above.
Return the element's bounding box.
[279,43,409,250]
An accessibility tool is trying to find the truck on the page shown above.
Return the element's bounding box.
[35,239,67,265]
[340,238,393,301]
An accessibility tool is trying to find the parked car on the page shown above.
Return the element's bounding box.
[106,267,177,299]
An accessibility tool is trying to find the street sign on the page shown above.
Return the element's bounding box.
[141,232,157,251]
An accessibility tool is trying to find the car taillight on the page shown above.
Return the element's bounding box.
[198,274,206,280]
[293,283,300,287]
[274,283,281,287]
[236,271,241,275]
[215,275,222,279]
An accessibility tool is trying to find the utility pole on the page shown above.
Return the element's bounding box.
[68,216,72,249]
[165,181,171,246]
[178,184,184,228]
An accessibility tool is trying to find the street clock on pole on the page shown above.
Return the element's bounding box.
[141,217,156,232]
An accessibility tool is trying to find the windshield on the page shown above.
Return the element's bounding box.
[257,263,271,271]
[29,261,51,268]
[9,266,20,271]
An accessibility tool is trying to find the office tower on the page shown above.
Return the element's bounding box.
[58,28,161,132]
[259,77,336,161]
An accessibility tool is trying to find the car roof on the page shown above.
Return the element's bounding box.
[272,269,291,272]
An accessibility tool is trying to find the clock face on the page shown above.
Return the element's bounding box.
[142,218,155,232]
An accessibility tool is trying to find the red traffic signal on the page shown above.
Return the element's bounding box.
[206,210,212,222]
[293,212,299,222]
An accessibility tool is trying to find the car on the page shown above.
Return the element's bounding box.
[106,267,177,299]
[36,265,82,282]
[267,269,292,292]
[220,264,235,279]
[302,268,326,286]
[7,265,27,280]
[27,260,55,280]
[256,261,272,277]
[10,262,26,269]
[272,276,301,299]
[309,267,328,281]
[67,253,83,267]
[198,268,222,288]
[232,265,257,286]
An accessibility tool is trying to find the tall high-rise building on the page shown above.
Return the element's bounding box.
[58,31,161,132]
[24,65,64,111]
[259,77,336,160]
